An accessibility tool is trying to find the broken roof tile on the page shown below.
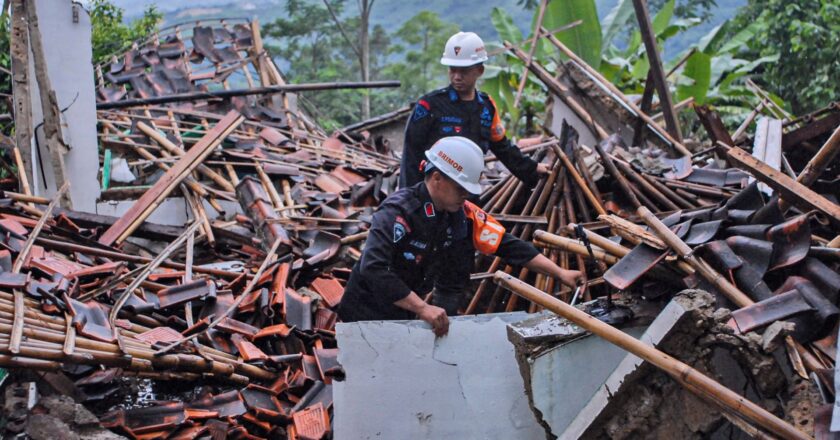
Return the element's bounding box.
[216,316,260,338]
[253,323,293,339]
[313,348,340,384]
[284,288,312,331]
[292,402,329,440]
[65,296,115,343]
[135,326,183,345]
[232,334,269,362]
[188,390,247,418]
[309,277,344,308]
[154,278,216,310]
[314,308,337,332]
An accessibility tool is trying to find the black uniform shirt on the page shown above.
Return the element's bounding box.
[399,85,539,189]
[337,182,539,322]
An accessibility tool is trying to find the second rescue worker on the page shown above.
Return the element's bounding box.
[399,31,550,189]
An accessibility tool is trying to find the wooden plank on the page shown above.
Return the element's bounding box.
[751,118,782,196]
[98,111,244,246]
[782,111,840,151]
[9,0,33,193]
[694,104,734,148]
[631,72,655,148]
[632,0,682,142]
[24,0,70,205]
[727,147,840,226]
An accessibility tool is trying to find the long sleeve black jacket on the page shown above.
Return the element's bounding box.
[337,182,539,322]
[399,85,539,189]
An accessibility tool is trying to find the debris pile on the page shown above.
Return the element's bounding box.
[3,16,400,440]
[468,25,840,438]
[0,3,838,439]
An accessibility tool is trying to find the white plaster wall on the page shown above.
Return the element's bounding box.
[27,0,101,212]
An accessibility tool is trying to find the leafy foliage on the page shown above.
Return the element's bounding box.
[89,0,162,63]
[485,0,786,140]
[727,0,840,113]
[381,11,458,105]
[263,0,397,130]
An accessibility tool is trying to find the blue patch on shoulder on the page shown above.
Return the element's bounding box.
[412,105,429,121]
[393,222,406,242]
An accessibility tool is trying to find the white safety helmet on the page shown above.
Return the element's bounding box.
[440,32,488,67]
[424,137,484,194]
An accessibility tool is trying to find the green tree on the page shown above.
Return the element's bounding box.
[264,0,394,129]
[89,0,162,63]
[382,11,458,103]
[727,0,840,113]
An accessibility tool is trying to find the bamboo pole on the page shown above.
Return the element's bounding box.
[493,273,810,440]
[136,121,236,192]
[513,0,549,108]
[9,182,68,354]
[566,224,630,257]
[552,145,607,216]
[12,147,33,207]
[533,231,621,265]
[32,237,243,279]
[636,206,753,308]
[613,159,679,211]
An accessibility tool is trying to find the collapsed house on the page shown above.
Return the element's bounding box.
[0,0,839,439]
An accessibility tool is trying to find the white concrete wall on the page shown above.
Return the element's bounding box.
[27,0,101,212]
[334,313,544,439]
[549,94,600,148]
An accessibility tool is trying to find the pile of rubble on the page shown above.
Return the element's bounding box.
[1,2,839,439]
[2,11,400,439]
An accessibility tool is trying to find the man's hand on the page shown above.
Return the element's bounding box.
[536,163,551,175]
[417,303,449,337]
[525,254,583,289]
[558,269,583,288]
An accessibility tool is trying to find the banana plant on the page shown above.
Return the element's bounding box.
[485,0,785,136]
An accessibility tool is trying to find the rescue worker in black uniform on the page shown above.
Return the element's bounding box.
[338,137,581,336]
[399,31,550,190]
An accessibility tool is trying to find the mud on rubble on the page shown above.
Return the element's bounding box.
[587,290,788,440]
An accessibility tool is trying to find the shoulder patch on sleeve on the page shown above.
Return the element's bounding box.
[486,96,506,142]
[412,101,430,121]
[393,222,407,243]
[464,201,506,254]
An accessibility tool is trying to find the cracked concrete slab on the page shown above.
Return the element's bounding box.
[334,313,544,439]
[508,291,722,439]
